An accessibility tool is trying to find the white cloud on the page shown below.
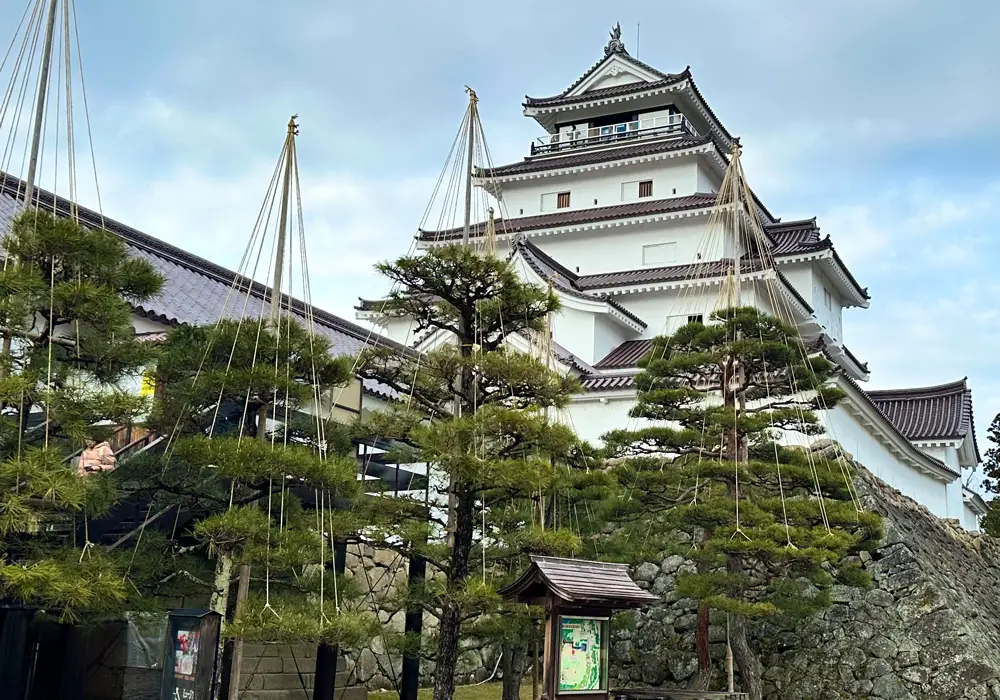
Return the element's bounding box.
[94,160,435,320]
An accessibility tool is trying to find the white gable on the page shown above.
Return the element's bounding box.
[566,55,660,98]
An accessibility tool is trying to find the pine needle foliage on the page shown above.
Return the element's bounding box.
[132,316,377,647]
[356,244,613,700]
[982,414,1000,536]
[602,306,881,698]
[0,210,163,620]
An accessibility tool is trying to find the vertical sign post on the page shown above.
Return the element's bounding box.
[159,609,221,700]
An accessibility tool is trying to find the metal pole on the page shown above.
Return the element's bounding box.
[24,0,60,208]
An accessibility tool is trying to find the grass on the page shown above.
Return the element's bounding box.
[370,681,537,700]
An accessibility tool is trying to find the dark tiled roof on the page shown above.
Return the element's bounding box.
[514,240,646,329]
[500,555,657,608]
[594,339,655,370]
[525,56,737,153]
[515,239,813,329]
[842,345,869,374]
[576,258,757,290]
[523,41,686,109]
[837,373,959,477]
[559,44,678,96]
[766,218,829,256]
[480,135,712,178]
[764,218,869,302]
[551,340,597,374]
[524,72,691,109]
[867,380,977,448]
[597,336,867,381]
[578,374,636,392]
[0,174,411,361]
[418,194,716,242]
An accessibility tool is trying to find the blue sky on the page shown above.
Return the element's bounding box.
[3,1,1000,464]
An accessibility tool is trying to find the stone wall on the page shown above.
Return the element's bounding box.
[614,442,1000,699]
[342,544,499,691]
[339,442,1000,698]
[240,643,367,700]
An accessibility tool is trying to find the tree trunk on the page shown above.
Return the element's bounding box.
[501,639,527,700]
[729,614,761,700]
[210,555,233,616]
[688,601,713,690]
[432,486,476,700]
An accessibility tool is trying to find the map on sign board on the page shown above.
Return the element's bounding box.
[558,617,605,692]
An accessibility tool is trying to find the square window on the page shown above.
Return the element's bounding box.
[557,192,571,209]
[639,180,653,198]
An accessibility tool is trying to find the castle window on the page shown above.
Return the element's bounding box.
[642,242,676,266]
[824,289,832,310]
[540,192,569,212]
[639,180,653,198]
[687,314,704,324]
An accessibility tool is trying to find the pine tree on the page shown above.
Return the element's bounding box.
[602,306,881,700]
[357,244,610,700]
[981,413,1000,536]
[125,317,377,647]
[0,209,163,620]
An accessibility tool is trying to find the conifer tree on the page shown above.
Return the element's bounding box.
[981,413,1000,536]
[602,306,881,700]
[357,245,610,700]
[126,317,377,647]
[0,210,163,620]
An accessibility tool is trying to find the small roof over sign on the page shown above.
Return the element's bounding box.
[500,556,657,609]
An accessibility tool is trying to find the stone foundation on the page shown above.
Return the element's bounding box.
[613,443,1000,699]
[240,643,367,700]
[342,544,499,691]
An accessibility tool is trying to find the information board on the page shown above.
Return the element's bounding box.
[558,616,606,693]
[159,610,220,700]
[172,627,200,698]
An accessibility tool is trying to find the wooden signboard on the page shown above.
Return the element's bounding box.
[501,556,656,700]
[159,609,221,700]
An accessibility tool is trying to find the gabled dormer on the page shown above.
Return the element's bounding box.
[522,24,735,158]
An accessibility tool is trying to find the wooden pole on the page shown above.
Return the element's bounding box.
[225,564,251,700]
[448,87,478,546]
[532,628,539,700]
[460,88,477,247]
[269,116,298,323]
[0,0,60,374]
[23,0,59,209]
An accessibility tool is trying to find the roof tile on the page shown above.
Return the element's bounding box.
[419,194,717,243]
[867,380,976,445]
[594,339,655,370]
[578,374,636,392]
[480,135,711,178]
[525,73,690,109]
[0,174,411,363]
[500,555,657,607]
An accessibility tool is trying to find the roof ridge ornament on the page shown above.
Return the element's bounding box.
[604,22,628,56]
